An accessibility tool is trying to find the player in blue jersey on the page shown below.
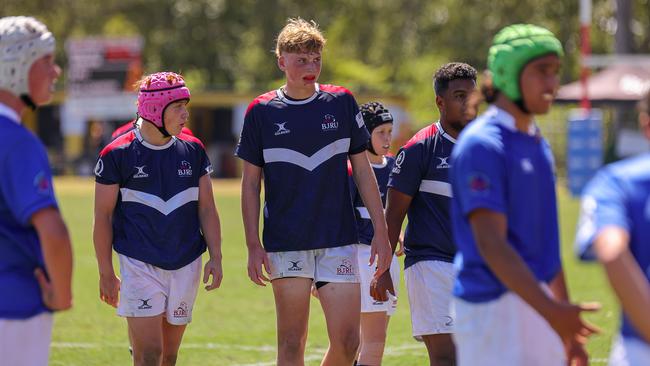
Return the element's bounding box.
[450,24,599,365]
[375,62,477,366]
[236,18,392,365]
[576,90,650,365]
[346,101,400,366]
[93,71,223,366]
[0,16,73,366]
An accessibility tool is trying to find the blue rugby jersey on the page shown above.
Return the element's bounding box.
[450,106,561,303]
[235,84,370,252]
[388,123,457,268]
[349,156,395,245]
[95,128,211,270]
[0,106,58,319]
[576,153,650,343]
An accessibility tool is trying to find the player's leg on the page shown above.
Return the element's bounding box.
[0,312,53,366]
[318,282,361,365]
[404,260,456,366]
[355,245,399,365]
[268,250,316,366]
[316,245,361,365]
[162,256,202,365]
[128,315,165,366]
[117,255,169,366]
[161,321,187,366]
[421,334,455,366]
[358,312,389,366]
[272,277,313,366]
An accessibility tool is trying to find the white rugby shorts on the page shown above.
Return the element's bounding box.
[268,244,359,283]
[452,286,565,366]
[404,260,455,339]
[0,312,53,366]
[117,254,201,325]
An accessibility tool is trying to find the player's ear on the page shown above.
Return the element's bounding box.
[277,55,286,72]
[435,94,444,111]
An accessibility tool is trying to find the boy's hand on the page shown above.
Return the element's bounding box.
[247,243,271,286]
[542,301,600,350]
[370,233,392,279]
[35,268,72,311]
[370,270,396,302]
[98,271,121,308]
[203,256,223,291]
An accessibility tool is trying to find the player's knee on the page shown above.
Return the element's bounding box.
[278,332,306,359]
[358,341,386,365]
[333,328,360,358]
[134,346,163,366]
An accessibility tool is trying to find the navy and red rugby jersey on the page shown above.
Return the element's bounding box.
[235,84,370,252]
[388,122,458,268]
[95,129,212,269]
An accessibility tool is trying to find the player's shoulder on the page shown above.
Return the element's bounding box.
[0,118,46,156]
[100,130,137,157]
[402,123,439,150]
[246,90,279,115]
[111,120,136,140]
[456,116,505,157]
[319,84,354,98]
[177,132,206,150]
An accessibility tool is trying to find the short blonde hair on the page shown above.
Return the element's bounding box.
[275,18,326,57]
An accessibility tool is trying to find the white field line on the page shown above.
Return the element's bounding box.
[51,342,609,364]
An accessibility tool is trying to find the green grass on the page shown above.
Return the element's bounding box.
[50,177,617,365]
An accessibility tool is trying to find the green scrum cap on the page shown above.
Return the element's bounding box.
[487,24,563,102]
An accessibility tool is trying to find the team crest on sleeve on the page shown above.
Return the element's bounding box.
[33,171,51,195]
[392,150,406,174]
[205,164,214,175]
[468,173,490,193]
[94,159,104,177]
[355,111,365,128]
[178,160,193,177]
[321,114,339,131]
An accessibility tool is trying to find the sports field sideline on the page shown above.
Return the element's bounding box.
[50,177,617,365]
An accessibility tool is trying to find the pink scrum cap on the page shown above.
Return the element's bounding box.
[137,72,190,129]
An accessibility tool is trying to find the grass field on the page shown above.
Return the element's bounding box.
[50,177,618,365]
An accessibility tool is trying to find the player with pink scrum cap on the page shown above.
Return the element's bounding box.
[93,72,223,366]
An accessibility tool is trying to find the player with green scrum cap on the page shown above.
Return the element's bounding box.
[449,24,600,365]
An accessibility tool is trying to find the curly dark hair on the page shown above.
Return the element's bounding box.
[433,62,478,96]
[360,101,393,134]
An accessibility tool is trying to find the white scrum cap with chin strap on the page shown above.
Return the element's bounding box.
[0,16,55,109]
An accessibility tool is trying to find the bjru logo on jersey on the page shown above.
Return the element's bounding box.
[336,258,355,276]
[321,114,338,131]
[173,302,188,318]
[178,160,193,177]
